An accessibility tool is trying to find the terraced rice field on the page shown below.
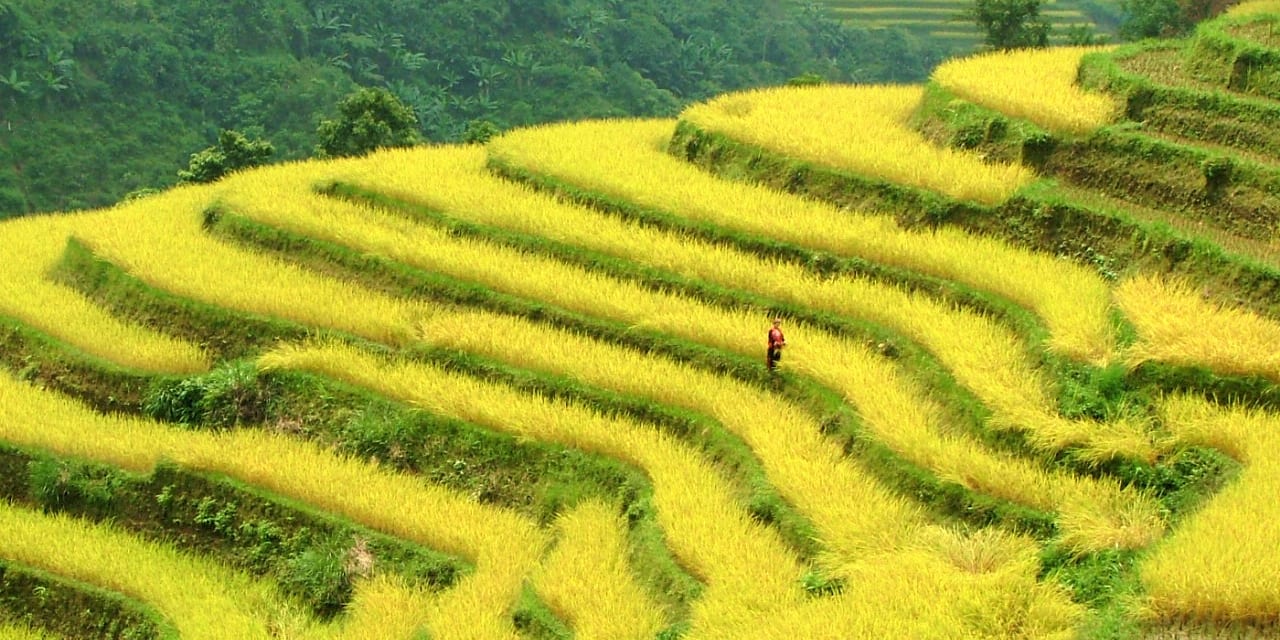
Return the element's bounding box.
[818,0,1116,51]
[7,5,1280,638]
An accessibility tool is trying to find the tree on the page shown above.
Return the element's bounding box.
[315,87,420,158]
[1118,0,1191,40]
[960,0,1051,50]
[462,119,499,144]
[177,129,274,184]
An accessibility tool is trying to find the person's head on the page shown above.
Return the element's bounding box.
[772,317,782,327]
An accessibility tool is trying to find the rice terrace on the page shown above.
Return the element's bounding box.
[10,1,1280,639]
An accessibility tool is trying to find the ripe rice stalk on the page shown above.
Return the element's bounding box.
[932,46,1121,134]
[73,147,1149,552]
[486,119,1116,365]
[678,85,1033,203]
[532,500,669,640]
[0,206,209,374]
[0,370,541,640]
[1115,274,1280,380]
[74,186,428,349]
[261,341,1080,638]
[0,622,57,640]
[337,143,1155,462]
[414,308,922,566]
[1142,395,1280,623]
[221,162,1141,551]
[1225,0,1280,18]
[0,501,321,639]
[260,340,810,616]
[690,528,1080,639]
[790,333,1165,552]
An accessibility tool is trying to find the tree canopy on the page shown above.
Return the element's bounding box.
[961,0,1052,50]
[178,130,275,184]
[315,88,419,158]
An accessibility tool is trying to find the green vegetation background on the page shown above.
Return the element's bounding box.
[0,0,942,216]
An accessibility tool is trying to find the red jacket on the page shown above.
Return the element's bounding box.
[768,327,785,349]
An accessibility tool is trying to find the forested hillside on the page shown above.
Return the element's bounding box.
[0,0,939,216]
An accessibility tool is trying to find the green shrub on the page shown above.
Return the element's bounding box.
[142,362,266,428]
[280,538,355,618]
[1020,131,1058,170]
[786,72,824,86]
[1201,155,1233,196]
[462,119,500,145]
[27,458,119,513]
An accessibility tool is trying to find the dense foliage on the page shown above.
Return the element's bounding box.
[0,0,942,216]
[177,130,275,185]
[314,87,420,158]
[961,0,1053,50]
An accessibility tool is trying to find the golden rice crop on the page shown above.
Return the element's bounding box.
[70,147,1151,551]
[532,501,669,640]
[337,143,1155,462]
[72,184,427,348]
[487,118,1116,364]
[1225,0,1280,17]
[0,207,209,373]
[220,156,1090,555]
[789,332,1165,552]
[260,341,1078,639]
[260,340,809,617]
[414,307,1159,552]
[0,501,321,639]
[931,46,1121,134]
[1143,395,1280,623]
[0,370,541,640]
[413,308,921,564]
[210,154,1154,552]
[336,574,441,639]
[0,622,56,640]
[693,529,1080,639]
[1115,274,1280,380]
[679,85,1032,204]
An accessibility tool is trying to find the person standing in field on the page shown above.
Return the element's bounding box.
[767,317,786,371]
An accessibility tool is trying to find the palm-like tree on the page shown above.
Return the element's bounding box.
[468,59,505,101]
[0,69,29,103]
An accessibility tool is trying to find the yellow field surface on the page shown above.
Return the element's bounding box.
[216,154,1157,551]
[0,209,209,373]
[0,370,543,640]
[261,341,1081,638]
[486,119,1116,364]
[223,154,1158,552]
[73,185,428,348]
[532,501,669,640]
[1225,0,1280,17]
[57,144,1161,553]
[932,46,1121,134]
[337,144,1155,462]
[726,530,1080,640]
[0,502,320,639]
[0,622,56,640]
[260,341,809,619]
[789,332,1164,552]
[1145,395,1280,622]
[679,84,1032,204]
[0,502,446,640]
[1115,274,1280,380]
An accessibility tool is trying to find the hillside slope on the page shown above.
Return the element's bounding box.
[821,0,1124,51]
[5,2,1280,639]
[0,0,937,217]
